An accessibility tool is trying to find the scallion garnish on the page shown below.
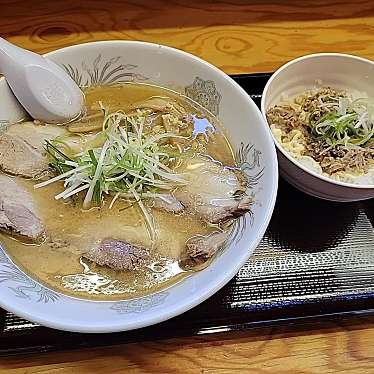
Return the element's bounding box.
[35,108,187,241]
[309,97,374,149]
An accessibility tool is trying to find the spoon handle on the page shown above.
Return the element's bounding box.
[0,37,83,123]
[0,37,44,75]
[0,38,28,123]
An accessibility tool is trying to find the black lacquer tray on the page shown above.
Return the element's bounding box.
[1,73,374,356]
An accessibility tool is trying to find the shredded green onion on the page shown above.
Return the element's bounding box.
[309,97,374,148]
[35,108,187,242]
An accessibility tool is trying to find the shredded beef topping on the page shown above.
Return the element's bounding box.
[266,87,374,176]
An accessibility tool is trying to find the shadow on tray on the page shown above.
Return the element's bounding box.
[266,178,361,252]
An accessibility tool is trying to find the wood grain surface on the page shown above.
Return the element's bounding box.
[0,0,374,372]
[1,0,374,74]
[1,317,374,373]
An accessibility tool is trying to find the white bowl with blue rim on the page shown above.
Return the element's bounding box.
[0,41,278,333]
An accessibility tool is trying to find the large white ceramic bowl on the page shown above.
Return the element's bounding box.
[0,41,278,333]
[261,53,374,202]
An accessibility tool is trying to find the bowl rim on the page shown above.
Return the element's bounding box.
[261,52,374,189]
[0,40,279,333]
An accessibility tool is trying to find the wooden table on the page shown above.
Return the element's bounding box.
[0,1,374,372]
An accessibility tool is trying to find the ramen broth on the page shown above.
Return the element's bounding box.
[0,83,236,301]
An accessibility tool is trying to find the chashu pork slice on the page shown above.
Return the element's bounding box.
[174,156,252,224]
[150,194,184,214]
[0,175,44,241]
[181,231,229,267]
[0,122,65,178]
[83,238,149,271]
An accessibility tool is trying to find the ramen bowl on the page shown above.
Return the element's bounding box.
[261,53,374,202]
[0,41,278,332]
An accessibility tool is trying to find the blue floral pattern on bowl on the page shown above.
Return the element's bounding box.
[185,77,222,116]
[62,54,149,87]
[0,248,59,303]
[110,291,169,314]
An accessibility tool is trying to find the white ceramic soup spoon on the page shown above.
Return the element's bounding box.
[0,37,84,123]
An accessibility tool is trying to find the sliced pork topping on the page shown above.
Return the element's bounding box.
[175,156,251,224]
[0,122,65,178]
[181,231,229,268]
[0,175,44,241]
[83,238,149,271]
[150,194,184,214]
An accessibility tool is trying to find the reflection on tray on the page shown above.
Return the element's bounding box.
[233,179,374,307]
[267,182,361,252]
